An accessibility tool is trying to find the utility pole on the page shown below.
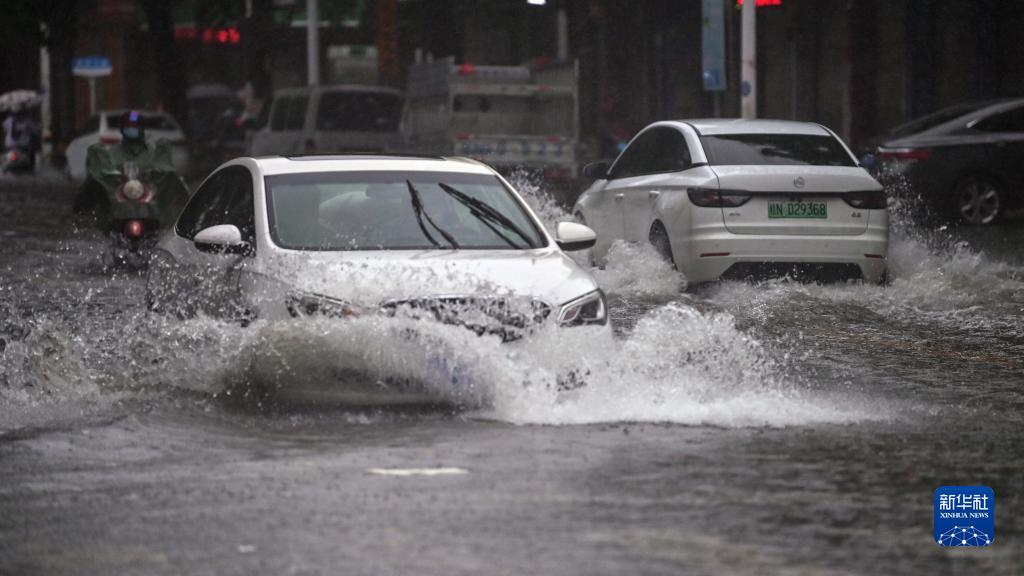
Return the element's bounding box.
[306,0,320,86]
[39,25,50,157]
[740,0,756,118]
[376,0,399,86]
[556,8,568,60]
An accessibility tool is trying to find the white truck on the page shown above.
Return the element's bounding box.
[402,57,579,181]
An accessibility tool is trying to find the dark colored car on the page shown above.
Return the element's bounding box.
[872,98,1024,224]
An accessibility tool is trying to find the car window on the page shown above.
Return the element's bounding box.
[316,92,401,132]
[973,106,1024,133]
[253,96,273,130]
[889,102,994,137]
[177,170,227,238]
[286,96,308,131]
[175,166,255,246]
[269,98,291,131]
[222,166,256,245]
[107,113,179,131]
[610,127,691,178]
[265,170,547,250]
[76,115,100,138]
[653,129,692,173]
[700,133,856,167]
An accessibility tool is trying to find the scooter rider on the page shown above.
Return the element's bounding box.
[75,110,189,226]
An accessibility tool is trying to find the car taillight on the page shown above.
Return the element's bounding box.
[687,187,752,208]
[844,190,887,209]
[125,220,144,238]
[877,147,931,161]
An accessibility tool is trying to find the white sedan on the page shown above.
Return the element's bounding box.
[146,154,606,399]
[574,119,889,285]
[65,109,190,181]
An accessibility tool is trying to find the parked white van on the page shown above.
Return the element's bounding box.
[248,85,404,157]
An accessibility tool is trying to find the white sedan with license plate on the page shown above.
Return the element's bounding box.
[146,154,607,401]
[574,119,889,285]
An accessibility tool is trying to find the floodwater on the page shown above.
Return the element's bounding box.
[1,175,1022,575]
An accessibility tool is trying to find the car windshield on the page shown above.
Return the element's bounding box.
[700,133,856,167]
[265,170,547,250]
[315,92,401,132]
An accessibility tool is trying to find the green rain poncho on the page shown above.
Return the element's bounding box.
[85,139,189,227]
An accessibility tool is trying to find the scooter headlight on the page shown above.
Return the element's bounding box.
[122,179,145,200]
[558,289,607,327]
[286,292,363,319]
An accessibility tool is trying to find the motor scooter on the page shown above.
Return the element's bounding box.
[84,161,188,269]
[1,146,34,175]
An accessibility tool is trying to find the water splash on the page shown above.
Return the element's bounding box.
[0,173,890,432]
[508,170,687,298]
[701,173,1024,337]
[593,241,686,300]
[233,300,877,427]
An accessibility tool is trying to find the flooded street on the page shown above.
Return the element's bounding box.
[1,177,1023,575]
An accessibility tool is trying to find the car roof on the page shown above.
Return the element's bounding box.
[679,118,833,137]
[250,154,496,177]
[881,98,1024,144]
[272,84,403,97]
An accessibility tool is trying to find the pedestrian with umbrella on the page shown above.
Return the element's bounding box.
[1,90,43,174]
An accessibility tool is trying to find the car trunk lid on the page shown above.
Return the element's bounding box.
[711,165,876,236]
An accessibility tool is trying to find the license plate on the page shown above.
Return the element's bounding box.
[768,201,827,219]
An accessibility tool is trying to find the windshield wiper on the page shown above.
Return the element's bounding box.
[437,182,536,249]
[406,180,459,249]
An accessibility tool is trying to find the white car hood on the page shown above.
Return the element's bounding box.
[259,248,599,308]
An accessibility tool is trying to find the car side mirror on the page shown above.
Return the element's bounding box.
[555,221,596,252]
[582,160,611,180]
[194,224,251,255]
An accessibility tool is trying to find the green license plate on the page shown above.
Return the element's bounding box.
[768,201,827,219]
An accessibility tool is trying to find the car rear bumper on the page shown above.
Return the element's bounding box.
[680,228,888,285]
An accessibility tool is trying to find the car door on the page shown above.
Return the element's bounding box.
[171,165,256,319]
[603,127,671,244]
[971,105,1024,193]
[619,127,696,243]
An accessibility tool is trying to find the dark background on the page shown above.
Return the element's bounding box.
[2,0,1023,161]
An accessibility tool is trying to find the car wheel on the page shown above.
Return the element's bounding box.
[649,222,676,269]
[955,176,1002,225]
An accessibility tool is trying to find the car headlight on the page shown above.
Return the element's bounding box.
[557,289,607,327]
[286,292,363,319]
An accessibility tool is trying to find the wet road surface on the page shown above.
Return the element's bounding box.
[1,176,1023,575]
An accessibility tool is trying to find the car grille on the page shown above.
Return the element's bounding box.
[379,296,552,342]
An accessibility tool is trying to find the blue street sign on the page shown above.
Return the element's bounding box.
[702,0,726,91]
[72,56,113,78]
